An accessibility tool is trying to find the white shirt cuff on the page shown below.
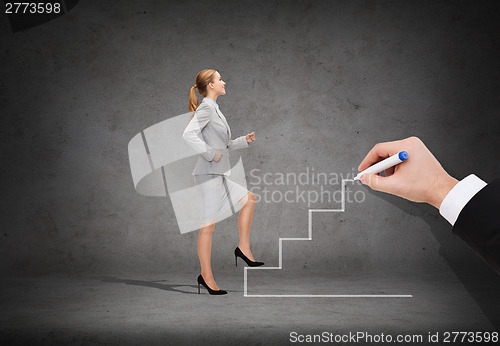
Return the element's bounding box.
[439,174,487,226]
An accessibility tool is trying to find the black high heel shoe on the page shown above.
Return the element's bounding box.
[234,247,264,267]
[197,274,227,295]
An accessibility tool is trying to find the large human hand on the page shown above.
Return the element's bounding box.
[212,150,223,162]
[246,131,255,143]
[357,136,458,209]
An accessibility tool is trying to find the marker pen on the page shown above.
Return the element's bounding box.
[354,151,409,181]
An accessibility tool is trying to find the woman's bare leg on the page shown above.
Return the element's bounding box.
[198,220,220,290]
[237,192,257,261]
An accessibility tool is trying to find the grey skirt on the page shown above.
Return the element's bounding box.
[194,174,249,224]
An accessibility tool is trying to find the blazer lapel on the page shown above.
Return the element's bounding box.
[215,107,231,139]
[201,98,231,139]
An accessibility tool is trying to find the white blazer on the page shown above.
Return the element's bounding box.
[182,98,248,175]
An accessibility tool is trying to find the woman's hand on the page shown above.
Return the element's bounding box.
[246,131,255,143]
[213,150,223,162]
[357,136,458,209]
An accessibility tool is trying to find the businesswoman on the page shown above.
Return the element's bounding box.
[182,69,264,295]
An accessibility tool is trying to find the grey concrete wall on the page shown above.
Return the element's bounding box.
[1,0,499,289]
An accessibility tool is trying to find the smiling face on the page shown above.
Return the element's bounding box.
[209,71,226,97]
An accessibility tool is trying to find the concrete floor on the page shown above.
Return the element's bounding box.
[1,267,497,345]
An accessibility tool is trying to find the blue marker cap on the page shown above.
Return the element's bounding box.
[398,151,408,161]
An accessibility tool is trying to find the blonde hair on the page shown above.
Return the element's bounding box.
[188,69,217,116]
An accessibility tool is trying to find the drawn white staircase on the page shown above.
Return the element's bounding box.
[243,179,413,298]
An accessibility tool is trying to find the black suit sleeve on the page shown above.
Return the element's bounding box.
[452,178,500,274]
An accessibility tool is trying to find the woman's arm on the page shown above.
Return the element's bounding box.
[182,105,217,161]
[227,135,249,151]
[228,131,255,151]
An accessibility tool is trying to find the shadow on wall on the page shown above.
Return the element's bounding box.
[6,0,80,32]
